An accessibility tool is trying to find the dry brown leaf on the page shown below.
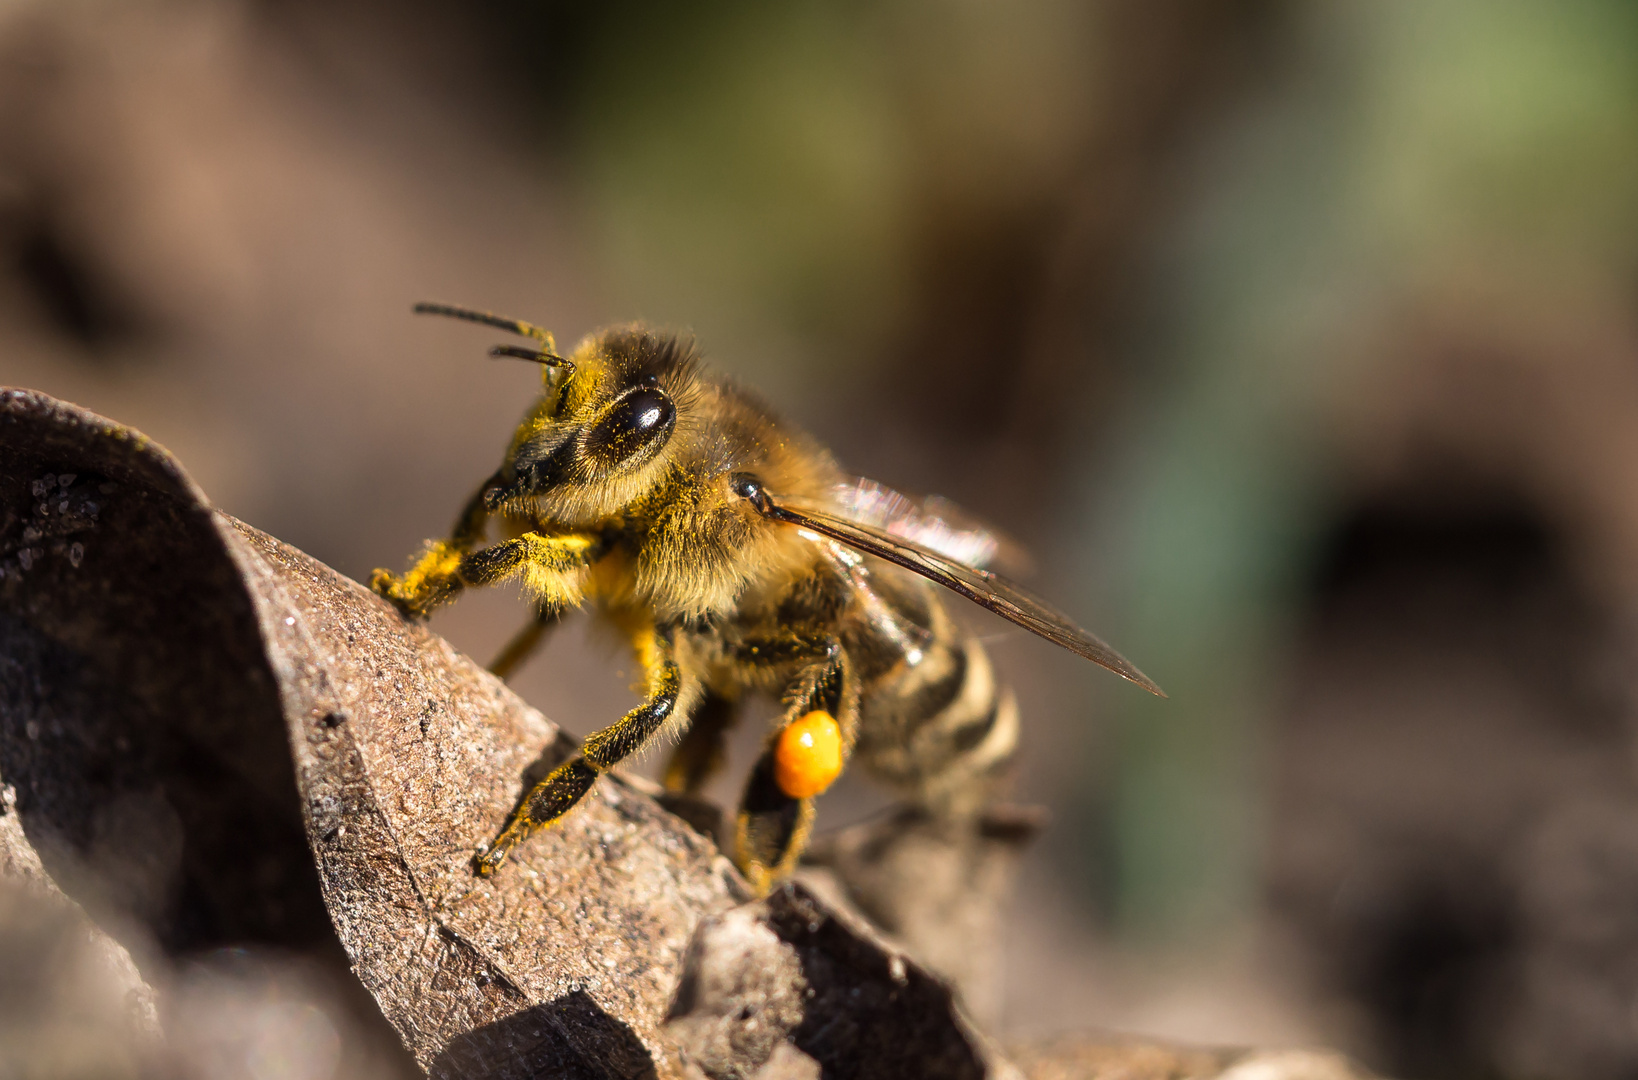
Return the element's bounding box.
[0,388,1384,1080]
[0,389,1012,1079]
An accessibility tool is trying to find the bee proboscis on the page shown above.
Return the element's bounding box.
[373,303,1161,893]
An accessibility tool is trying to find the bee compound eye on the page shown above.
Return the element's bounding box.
[616,386,673,438]
[640,387,673,426]
[584,386,676,467]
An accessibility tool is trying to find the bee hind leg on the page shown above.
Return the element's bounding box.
[734,640,856,895]
[475,622,694,876]
[735,758,818,897]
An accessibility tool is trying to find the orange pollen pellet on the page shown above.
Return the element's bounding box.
[774,710,844,799]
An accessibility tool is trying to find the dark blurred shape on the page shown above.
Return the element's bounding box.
[1326,852,1516,1080]
[0,36,151,357]
[9,208,143,351]
[1271,478,1638,1079]
[873,0,1292,531]
[1312,496,1558,611]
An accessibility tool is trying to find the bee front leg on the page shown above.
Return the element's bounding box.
[375,528,599,620]
[476,622,698,876]
[734,639,856,895]
[370,471,504,617]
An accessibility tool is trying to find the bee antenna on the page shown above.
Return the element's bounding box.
[413,301,556,351]
[490,344,574,372]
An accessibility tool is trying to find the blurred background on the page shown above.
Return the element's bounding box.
[4,0,1638,1076]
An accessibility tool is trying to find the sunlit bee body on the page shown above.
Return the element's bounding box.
[374,304,1161,892]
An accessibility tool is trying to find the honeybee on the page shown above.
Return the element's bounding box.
[373,303,1162,893]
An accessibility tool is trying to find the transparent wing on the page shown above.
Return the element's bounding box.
[754,491,1163,696]
[797,477,1033,575]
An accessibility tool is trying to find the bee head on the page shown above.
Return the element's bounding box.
[489,327,697,516]
[413,305,710,520]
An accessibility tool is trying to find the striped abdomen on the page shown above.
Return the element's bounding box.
[849,575,1019,819]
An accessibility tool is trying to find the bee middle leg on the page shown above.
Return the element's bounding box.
[476,622,694,876]
[488,606,564,681]
[662,691,739,795]
[734,638,856,895]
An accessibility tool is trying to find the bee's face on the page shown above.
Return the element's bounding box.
[489,329,696,517]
